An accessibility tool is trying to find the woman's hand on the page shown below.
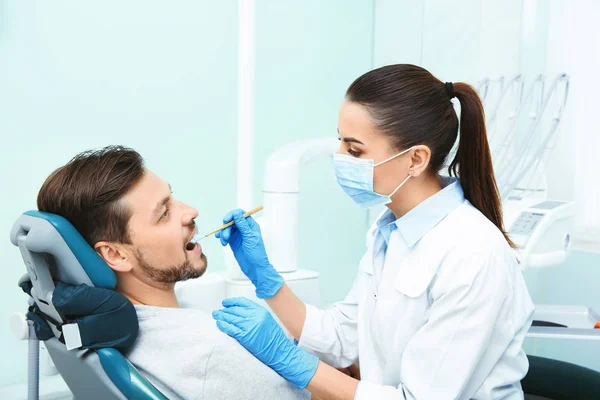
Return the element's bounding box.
[213,297,319,390]
[216,209,283,299]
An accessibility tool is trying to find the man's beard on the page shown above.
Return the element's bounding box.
[136,249,208,284]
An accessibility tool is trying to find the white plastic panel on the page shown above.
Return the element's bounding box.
[528,305,600,341]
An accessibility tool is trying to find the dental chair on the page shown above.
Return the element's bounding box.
[522,355,600,400]
[10,210,167,400]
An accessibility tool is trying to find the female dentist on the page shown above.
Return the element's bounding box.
[212,64,535,400]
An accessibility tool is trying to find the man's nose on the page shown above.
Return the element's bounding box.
[182,203,199,225]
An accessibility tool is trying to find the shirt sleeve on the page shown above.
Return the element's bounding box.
[354,250,515,400]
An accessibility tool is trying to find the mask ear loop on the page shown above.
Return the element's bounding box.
[388,174,411,198]
[374,146,414,167]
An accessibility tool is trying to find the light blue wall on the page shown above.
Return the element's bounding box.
[373,0,424,68]
[253,0,375,306]
[373,0,524,84]
[0,0,238,387]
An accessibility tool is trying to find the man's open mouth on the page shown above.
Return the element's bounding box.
[185,229,198,251]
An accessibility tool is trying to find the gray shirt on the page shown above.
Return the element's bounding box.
[124,305,309,400]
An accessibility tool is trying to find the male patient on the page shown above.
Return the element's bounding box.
[37,145,308,400]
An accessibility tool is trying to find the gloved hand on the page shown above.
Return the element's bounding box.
[213,297,319,390]
[215,209,284,299]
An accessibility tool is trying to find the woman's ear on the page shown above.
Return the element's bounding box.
[94,241,133,272]
[409,145,432,177]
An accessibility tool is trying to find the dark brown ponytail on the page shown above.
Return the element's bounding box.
[346,64,514,247]
[450,83,514,247]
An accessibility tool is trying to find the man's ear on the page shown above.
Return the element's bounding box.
[94,241,133,272]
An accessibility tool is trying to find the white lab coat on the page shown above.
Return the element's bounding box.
[298,179,535,400]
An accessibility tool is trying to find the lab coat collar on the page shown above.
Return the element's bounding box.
[392,176,465,248]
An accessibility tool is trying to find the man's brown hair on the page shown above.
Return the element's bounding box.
[37,145,145,246]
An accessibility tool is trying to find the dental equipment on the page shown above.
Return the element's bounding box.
[191,206,263,243]
[500,74,569,200]
[489,74,572,268]
[478,76,506,113]
[486,75,524,151]
[487,74,600,341]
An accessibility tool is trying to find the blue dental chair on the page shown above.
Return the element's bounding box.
[10,211,167,400]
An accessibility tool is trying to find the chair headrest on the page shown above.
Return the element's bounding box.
[11,210,117,289]
[22,280,138,350]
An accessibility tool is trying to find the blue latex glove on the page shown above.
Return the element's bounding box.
[215,209,284,299]
[213,297,319,390]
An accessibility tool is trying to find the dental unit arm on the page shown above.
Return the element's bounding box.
[262,137,339,273]
[226,137,339,278]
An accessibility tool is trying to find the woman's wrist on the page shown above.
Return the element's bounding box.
[275,345,319,390]
[255,266,284,299]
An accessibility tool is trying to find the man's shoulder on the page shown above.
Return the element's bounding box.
[135,304,213,322]
[135,305,211,325]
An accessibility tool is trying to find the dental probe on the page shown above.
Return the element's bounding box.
[192,205,264,243]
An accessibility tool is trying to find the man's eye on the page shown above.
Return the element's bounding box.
[348,148,360,157]
[161,208,170,219]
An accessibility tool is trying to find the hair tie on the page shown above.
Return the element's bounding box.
[445,82,455,99]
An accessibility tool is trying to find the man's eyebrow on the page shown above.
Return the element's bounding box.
[152,184,172,216]
[337,128,365,145]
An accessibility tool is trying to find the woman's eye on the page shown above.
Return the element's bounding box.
[161,208,170,219]
[347,148,360,157]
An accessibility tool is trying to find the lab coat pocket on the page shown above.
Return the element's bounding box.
[372,282,429,355]
[393,254,440,298]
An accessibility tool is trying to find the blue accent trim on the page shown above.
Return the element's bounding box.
[98,349,168,400]
[24,210,117,289]
[128,363,169,400]
[98,349,132,399]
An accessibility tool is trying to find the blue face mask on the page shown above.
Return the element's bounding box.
[333,147,413,208]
